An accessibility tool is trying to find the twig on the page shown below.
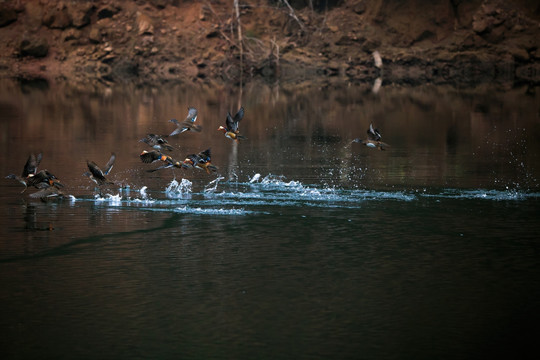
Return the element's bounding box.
[203,1,238,48]
[280,0,305,32]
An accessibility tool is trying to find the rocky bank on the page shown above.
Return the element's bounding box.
[0,0,539,88]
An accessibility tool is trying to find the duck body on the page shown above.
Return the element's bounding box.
[218,107,246,142]
[140,150,182,172]
[169,107,202,136]
[352,123,390,150]
[27,170,64,189]
[84,153,116,185]
[140,134,174,151]
[182,148,217,174]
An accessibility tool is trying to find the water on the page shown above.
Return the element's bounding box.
[1,79,540,359]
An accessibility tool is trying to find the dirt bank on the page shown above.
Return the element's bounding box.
[0,0,539,88]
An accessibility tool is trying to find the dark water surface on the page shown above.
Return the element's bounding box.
[1,79,540,359]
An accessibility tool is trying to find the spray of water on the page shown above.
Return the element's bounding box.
[204,176,225,193]
[166,178,192,198]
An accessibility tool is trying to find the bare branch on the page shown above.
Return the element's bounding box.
[280,0,305,32]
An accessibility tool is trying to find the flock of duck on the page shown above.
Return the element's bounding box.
[6,104,388,201]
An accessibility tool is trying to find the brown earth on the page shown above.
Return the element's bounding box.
[0,0,539,89]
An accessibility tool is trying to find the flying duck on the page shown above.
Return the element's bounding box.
[84,153,116,185]
[182,148,218,174]
[140,134,174,151]
[218,107,246,142]
[169,107,202,136]
[140,150,182,172]
[352,123,390,150]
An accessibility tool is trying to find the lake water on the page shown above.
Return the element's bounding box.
[1,78,539,359]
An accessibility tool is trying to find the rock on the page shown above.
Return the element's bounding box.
[472,16,492,34]
[136,11,154,35]
[97,5,119,20]
[42,3,72,30]
[89,27,101,43]
[0,4,17,27]
[69,2,94,28]
[24,1,43,31]
[352,1,366,15]
[141,36,154,47]
[507,46,529,62]
[362,39,381,53]
[63,28,81,42]
[20,37,49,58]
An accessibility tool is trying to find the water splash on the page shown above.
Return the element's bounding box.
[166,178,192,199]
[95,193,122,206]
[249,173,261,183]
[204,176,225,193]
[139,186,148,199]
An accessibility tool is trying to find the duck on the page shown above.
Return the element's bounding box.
[6,153,64,192]
[169,107,202,136]
[140,134,174,151]
[182,148,218,174]
[6,152,42,189]
[84,153,116,185]
[140,150,182,172]
[218,107,246,142]
[352,123,390,150]
[26,170,64,190]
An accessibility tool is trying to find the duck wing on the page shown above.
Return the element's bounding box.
[22,153,42,177]
[184,107,198,123]
[103,153,116,175]
[233,107,244,123]
[87,160,105,180]
[225,112,236,132]
[198,148,211,163]
[367,123,382,141]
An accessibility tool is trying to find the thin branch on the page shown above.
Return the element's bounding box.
[280,0,305,32]
[203,1,238,48]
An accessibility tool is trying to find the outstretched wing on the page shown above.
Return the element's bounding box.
[225,112,236,132]
[87,161,105,180]
[198,148,211,163]
[233,107,244,123]
[185,107,198,123]
[22,153,42,177]
[367,123,381,141]
[104,153,116,175]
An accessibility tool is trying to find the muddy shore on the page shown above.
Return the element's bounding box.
[0,0,539,89]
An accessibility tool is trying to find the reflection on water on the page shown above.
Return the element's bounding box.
[1,79,539,359]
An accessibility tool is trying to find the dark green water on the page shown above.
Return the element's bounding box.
[1,79,539,359]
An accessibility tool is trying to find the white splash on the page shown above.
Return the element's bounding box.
[139,186,148,199]
[204,176,225,193]
[95,193,122,206]
[166,178,192,198]
[249,173,261,183]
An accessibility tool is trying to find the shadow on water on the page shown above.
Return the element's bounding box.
[0,211,181,264]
